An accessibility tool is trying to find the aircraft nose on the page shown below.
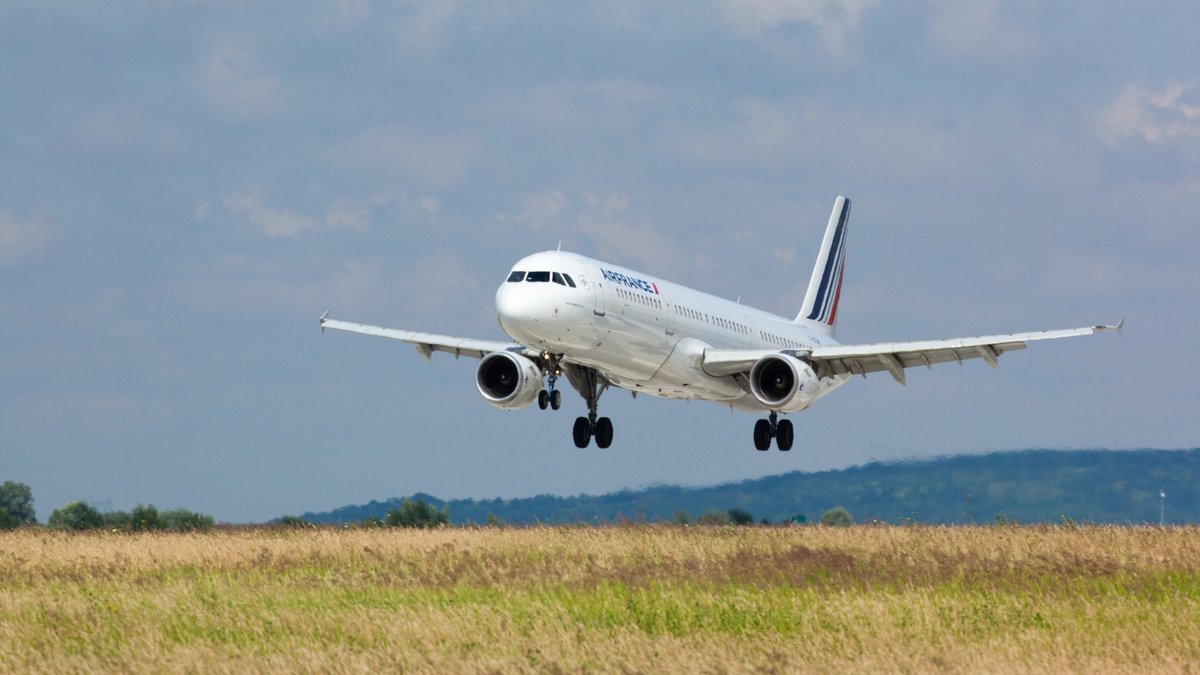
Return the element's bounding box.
[495,283,539,333]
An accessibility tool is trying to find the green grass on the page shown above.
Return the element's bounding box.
[3,526,1199,672]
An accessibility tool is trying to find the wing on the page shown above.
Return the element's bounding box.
[702,321,1123,384]
[319,313,535,361]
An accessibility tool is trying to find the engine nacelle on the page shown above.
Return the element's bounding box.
[749,354,821,412]
[476,351,543,409]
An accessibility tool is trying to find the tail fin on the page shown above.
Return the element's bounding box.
[796,196,851,337]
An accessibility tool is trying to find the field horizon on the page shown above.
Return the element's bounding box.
[3,525,1198,672]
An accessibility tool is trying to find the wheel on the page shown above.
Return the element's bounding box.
[538,390,549,410]
[594,417,614,448]
[753,419,771,451]
[776,419,794,451]
[572,417,591,448]
[550,389,562,410]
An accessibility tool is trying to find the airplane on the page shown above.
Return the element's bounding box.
[320,196,1121,451]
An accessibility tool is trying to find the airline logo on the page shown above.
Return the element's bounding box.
[602,268,660,295]
[806,200,850,326]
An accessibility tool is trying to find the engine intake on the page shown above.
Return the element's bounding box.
[749,354,820,411]
[476,351,543,409]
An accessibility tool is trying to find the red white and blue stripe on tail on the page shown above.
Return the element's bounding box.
[797,196,851,333]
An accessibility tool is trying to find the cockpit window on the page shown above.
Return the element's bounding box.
[507,271,526,282]
[552,272,566,286]
[562,274,576,288]
[526,271,551,282]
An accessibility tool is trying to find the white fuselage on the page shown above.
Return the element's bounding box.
[495,250,849,412]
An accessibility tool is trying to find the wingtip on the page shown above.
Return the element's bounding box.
[1116,317,1125,335]
[319,311,329,333]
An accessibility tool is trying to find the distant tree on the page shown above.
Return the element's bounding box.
[760,517,771,526]
[696,509,732,526]
[278,515,315,528]
[104,511,132,530]
[0,508,18,530]
[130,504,166,531]
[727,508,754,525]
[819,506,853,527]
[49,501,104,531]
[673,510,691,525]
[385,499,450,528]
[0,481,36,525]
[163,508,215,532]
[359,515,385,528]
[486,512,503,528]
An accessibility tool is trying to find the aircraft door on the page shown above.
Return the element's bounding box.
[664,292,675,336]
[580,263,605,316]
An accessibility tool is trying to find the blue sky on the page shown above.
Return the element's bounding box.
[2,1,1197,522]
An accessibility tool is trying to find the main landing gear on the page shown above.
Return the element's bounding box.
[570,367,613,449]
[537,353,563,411]
[753,411,793,451]
[533,355,612,448]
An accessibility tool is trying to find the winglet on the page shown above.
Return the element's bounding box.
[319,311,330,333]
[1116,317,1125,335]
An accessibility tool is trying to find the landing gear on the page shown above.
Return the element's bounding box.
[753,411,793,451]
[538,354,564,411]
[569,366,612,448]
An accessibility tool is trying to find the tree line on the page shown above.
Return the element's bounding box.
[0,481,214,532]
[298,449,1200,526]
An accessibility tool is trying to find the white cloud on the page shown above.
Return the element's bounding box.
[925,1,1039,62]
[508,190,569,230]
[196,37,282,119]
[0,211,54,265]
[500,189,709,277]
[1096,82,1200,146]
[718,0,878,51]
[1044,252,1199,301]
[668,98,959,179]
[222,193,317,237]
[326,199,373,230]
[323,126,479,188]
[65,105,183,160]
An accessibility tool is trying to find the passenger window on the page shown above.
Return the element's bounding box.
[526,271,550,282]
[563,274,576,288]
[507,271,526,282]
[552,272,566,286]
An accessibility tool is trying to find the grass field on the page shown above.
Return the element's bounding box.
[2,525,1199,673]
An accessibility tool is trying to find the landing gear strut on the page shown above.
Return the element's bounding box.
[753,411,793,451]
[537,353,563,411]
[570,367,612,448]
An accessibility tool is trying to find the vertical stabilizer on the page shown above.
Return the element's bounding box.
[796,196,851,337]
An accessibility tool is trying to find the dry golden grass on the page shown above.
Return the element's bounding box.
[2,525,1199,673]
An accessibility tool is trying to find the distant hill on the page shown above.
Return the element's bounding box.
[295,449,1200,525]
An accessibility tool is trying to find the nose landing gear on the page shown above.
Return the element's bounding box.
[537,353,564,411]
[753,411,793,451]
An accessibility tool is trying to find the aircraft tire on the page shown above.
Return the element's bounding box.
[776,419,794,451]
[538,390,549,410]
[753,419,771,451]
[572,417,591,448]
[550,390,561,410]
[595,417,614,449]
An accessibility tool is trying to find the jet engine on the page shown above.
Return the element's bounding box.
[476,351,543,409]
[749,354,821,412]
